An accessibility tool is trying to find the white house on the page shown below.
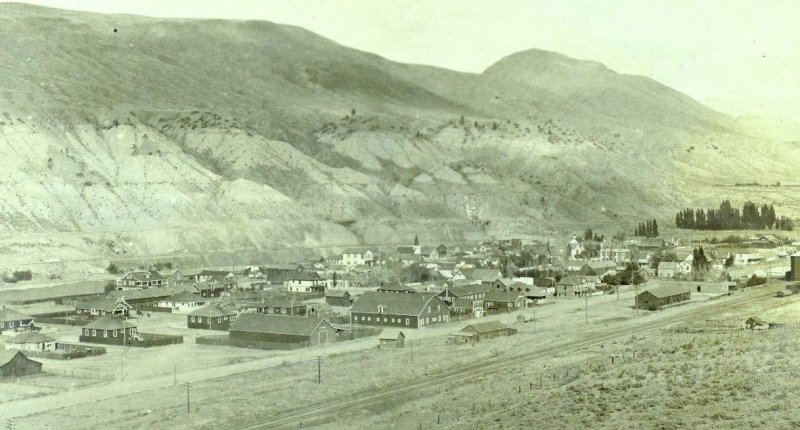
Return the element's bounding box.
[339,249,374,267]
[158,292,207,314]
[734,253,763,266]
[284,271,323,293]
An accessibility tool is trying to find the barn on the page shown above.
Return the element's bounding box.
[229,314,336,349]
[0,351,42,378]
[325,290,352,307]
[635,285,691,310]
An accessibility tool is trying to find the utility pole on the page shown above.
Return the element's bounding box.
[410,339,413,363]
[316,356,322,384]
[585,292,588,325]
[186,383,191,414]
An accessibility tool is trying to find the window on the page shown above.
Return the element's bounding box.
[113,330,118,337]
[367,317,371,321]
[92,329,97,336]
[0,322,3,328]
[9,321,14,328]
[427,306,431,313]
[384,318,388,322]
[103,330,108,338]
[217,317,222,323]
[84,328,89,335]
[405,318,410,326]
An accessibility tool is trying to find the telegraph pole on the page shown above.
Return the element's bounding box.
[186,383,191,414]
[316,356,322,384]
[585,292,588,325]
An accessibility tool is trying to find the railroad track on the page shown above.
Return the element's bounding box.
[231,289,774,429]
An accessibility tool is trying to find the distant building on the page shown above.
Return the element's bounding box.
[377,281,417,294]
[325,290,352,307]
[378,330,406,349]
[339,249,374,267]
[74,297,132,318]
[255,296,307,316]
[187,305,238,331]
[192,281,230,298]
[79,317,139,345]
[556,276,590,298]
[158,292,206,314]
[284,271,323,293]
[5,332,56,352]
[449,320,517,343]
[350,292,449,328]
[0,308,35,334]
[483,290,525,311]
[0,351,42,379]
[116,270,168,289]
[635,285,691,310]
[228,314,336,349]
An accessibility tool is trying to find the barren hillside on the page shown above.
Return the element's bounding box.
[0,3,798,268]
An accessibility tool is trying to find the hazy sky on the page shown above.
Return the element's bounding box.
[12,0,800,121]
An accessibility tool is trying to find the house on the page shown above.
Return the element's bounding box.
[0,307,35,334]
[524,286,550,305]
[734,253,763,266]
[0,351,42,378]
[437,284,491,304]
[749,235,783,248]
[255,296,307,316]
[158,291,207,314]
[262,267,303,285]
[377,281,417,294]
[744,316,769,330]
[580,261,618,276]
[449,320,517,343]
[306,303,333,319]
[187,305,238,330]
[74,297,132,318]
[599,248,632,264]
[556,276,590,298]
[196,270,237,282]
[350,292,450,328]
[635,285,691,310]
[5,332,56,352]
[116,270,168,289]
[284,271,323,293]
[460,268,504,285]
[228,314,336,349]
[566,237,585,259]
[325,290,352,307]
[340,249,374,267]
[657,262,681,278]
[192,281,229,298]
[378,330,406,349]
[449,298,484,317]
[483,290,525,311]
[79,317,139,345]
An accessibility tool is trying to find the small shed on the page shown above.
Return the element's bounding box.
[378,330,406,349]
[635,285,691,310]
[325,290,352,307]
[745,316,769,330]
[0,350,42,378]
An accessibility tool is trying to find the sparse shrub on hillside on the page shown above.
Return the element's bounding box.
[12,270,32,281]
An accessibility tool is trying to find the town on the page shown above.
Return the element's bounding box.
[1,227,798,428]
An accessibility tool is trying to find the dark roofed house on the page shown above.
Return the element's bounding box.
[378,330,406,349]
[255,296,307,316]
[325,290,352,307]
[187,305,238,330]
[192,280,229,298]
[350,292,449,328]
[449,320,517,343]
[74,297,132,318]
[483,290,525,311]
[196,270,237,282]
[109,288,177,310]
[228,314,336,349]
[0,351,42,378]
[79,317,139,345]
[377,281,417,294]
[449,298,484,317]
[635,284,691,310]
[116,270,168,290]
[0,307,35,334]
[438,284,491,304]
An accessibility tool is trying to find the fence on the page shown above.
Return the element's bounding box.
[195,335,308,350]
[34,315,91,326]
[79,332,184,348]
[20,343,106,360]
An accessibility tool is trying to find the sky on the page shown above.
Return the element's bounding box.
[10,0,800,121]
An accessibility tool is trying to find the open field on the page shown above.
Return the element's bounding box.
[0,282,784,429]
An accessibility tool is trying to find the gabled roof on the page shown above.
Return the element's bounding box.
[525,286,549,298]
[285,271,320,281]
[0,307,33,322]
[484,290,522,302]
[193,281,222,291]
[461,268,503,282]
[658,262,681,270]
[459,320,510,334]
[639,284,691,299]
[451,298,482,308]
[122,270,166,282]
[162,291,204,303]
[441,284,491,298]
[745,316,767,325]
[75,297,131,312]
[377,281,417,293]
[395,246,416,254]
[230,314,330,336]
[188,304,236,318]
[83,316,136,330]
[351,292,446,316]
[557,275,586,286]
[259,296,305,308]
[6,331,55,344]
[325,290,351,298]
[109,288,177,301]
[378,329,406,340]
[0,350,37,366]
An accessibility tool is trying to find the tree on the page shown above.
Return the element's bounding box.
[332,271,338,288]
[107,263,119,275]
[413,234,419,246]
